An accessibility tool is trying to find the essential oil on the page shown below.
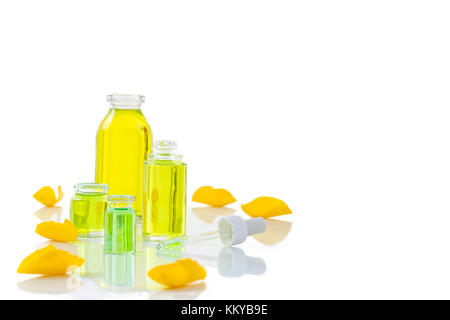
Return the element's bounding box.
[104,195,136,254]
[143,140,186,240]
[70,183,108,237]
[95,94,152,218]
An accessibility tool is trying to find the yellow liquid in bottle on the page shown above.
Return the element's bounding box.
[143,140,186,239]
[96,108,152,217]
[143,160,186,239]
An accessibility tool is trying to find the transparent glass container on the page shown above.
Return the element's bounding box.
[70,183,109,237]
[104,195,136,254]
[95,94,152,218]
[143,140,187,241]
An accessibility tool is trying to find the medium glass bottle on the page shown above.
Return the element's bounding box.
[105,195,136,254]
[143,140,186,240]
[70,183,109,237]
[95,94,152,218]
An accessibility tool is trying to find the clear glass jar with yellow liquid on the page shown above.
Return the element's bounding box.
[143,140,186,241]
[70,182,109,237]
[95,94,152,218]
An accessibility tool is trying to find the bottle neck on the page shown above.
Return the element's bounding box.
[107,94,145,109]
[149,140,183,161]
[110,104,141,110]
[108,195,135,209]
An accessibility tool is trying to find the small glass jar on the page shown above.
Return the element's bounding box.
[105,195,136,254]
[70,183,109,237]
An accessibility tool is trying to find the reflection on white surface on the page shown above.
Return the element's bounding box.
[100,253,136,292]
[218,247,266,277]
[149,283,206,300]
[15,210,287,299]
[17,275,82,294]
[156,242,186,260]
[189,247,266,278]
[36,240,78,255]
[135,242,181,291]
[33,206,63,222]
[252,219,292,245]
[191,207,236,224]
[69,277,117,299]
[76,237,104,279]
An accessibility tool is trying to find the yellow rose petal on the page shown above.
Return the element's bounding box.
[36,219,78,242]
[33,185,64,207]
[192,186,236,207]
[17,245,84,275]
[147,258,206,289]
[241,196,292,218]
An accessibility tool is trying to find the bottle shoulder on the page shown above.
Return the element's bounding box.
[98,109,151,131]
[144,159,186,166]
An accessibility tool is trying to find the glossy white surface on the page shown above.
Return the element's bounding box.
[2,1,450,299]
[9,205,293,300]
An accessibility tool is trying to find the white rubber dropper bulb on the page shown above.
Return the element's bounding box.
[218,216,268,246]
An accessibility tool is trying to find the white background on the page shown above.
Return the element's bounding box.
[1,0,450,299]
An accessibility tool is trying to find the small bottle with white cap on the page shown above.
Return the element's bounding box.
[157,216,268,251]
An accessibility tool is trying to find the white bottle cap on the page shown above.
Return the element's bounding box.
[218,247,267,277]
[218,216,267,246]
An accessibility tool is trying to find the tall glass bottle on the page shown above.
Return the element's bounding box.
[95,94,152,218]
[143,140,186,240]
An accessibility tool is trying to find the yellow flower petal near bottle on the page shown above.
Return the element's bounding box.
[147,258,206,289]
[241,196,292,218]
[192,186,236,207]
[33,185,64,207]
[17,245,84,276]
[35,219,78,242]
